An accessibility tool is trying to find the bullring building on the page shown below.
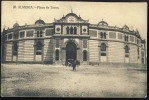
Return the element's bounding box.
[1,11,146,65]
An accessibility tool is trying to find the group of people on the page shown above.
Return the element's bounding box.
[65,60,80,71]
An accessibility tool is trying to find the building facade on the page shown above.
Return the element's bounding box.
[1,11,146,65]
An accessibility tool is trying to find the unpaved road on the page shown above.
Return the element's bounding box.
[1,64,147,97]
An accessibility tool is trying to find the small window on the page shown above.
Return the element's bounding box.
[70,26,73,34]
[36,41,42,55]
[100,32,106,39]
[55,50,59,61]
[36,41,42,50]
[83,50,87,61]
[36,51,42,55]
[125,45,129,53]
[46,29,53,36]
[20,31,25,38]
[109,32,116,39]
[125,54,129,57]
[26,30,34,37]
[89,30,97,37]
[124,35,129,42]
[8,34,12,39]
[37,31,39,37]
[74,27,77,34]
[130,36,134,42]
[100,32,103,38]
[13,43,18,56]
[118,33,122,40]
[83,40,87,48]
[101,43,106,51]
[36,30,43,37]
[104,32,106,39]
[66,26,69,34]
[101,52,106,56]
[40,31,42,37]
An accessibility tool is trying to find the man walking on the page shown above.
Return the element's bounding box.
[72,60,77,71]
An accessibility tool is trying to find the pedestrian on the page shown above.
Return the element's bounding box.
[72,60,77,71]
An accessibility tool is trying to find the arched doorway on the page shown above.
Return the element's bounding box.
[66,41,77,62]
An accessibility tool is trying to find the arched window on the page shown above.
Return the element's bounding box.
[40,31,42,37]
[55,49,59,61]
[74,27,77,34]
[125,45,129,53]
[100,32,103,38]
[127,36,129,41]
[37,31,40,37]
[13,43,18,56]
[36,41,42,55]
[70,26,73,34]
[83,50,87,61]
[66,26,69,34]
[101,43,106,51]
[104,32,106,39]
[124,35,128,41]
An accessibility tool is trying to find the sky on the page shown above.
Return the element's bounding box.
[1,1,147,42]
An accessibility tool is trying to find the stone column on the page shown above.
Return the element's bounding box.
[61,39,66,63]
[78,39,82,62]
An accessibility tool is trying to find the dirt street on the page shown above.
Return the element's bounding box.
[1,64,147,97]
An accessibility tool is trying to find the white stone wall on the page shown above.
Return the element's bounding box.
[18,41,24,61]
[23,40,34,61]
[108,42,124,63]
[5,42,12,61]
[130,44,138,63]
[43,39,53,61]
[89,40,99,62]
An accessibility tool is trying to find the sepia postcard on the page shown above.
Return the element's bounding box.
[1,1,147,98]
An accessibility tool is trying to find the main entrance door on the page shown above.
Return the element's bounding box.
[66,41,77,62]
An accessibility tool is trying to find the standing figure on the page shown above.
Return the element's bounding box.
[72,60,77,71]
